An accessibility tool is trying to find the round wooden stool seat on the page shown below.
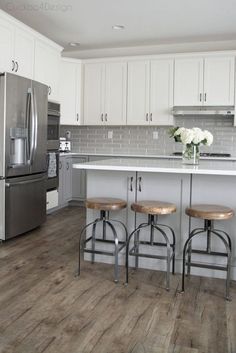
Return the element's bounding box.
[186,204,234,220]
[85,197,127,211]
[131,200,176,215]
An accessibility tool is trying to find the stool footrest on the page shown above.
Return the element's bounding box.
[186,261,227,271]
[136,240,174,248]
[129,246,174,260]
[190,249,228,257]
[84,249,116,256]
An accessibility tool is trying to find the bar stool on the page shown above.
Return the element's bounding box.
[126,200,176,290]
[182,204,234,300]
[78,197,128,282]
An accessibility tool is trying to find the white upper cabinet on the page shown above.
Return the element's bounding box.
[83,62,127,125]
[149,59,174,125]
[127,61,150,125]
[127,59,174,125]
[34,39,61,101]
[14,27,34,79]
[174,56,235,106]
[174,58,204,106]
[104,62,127,125]
[0,10,62,90]
[83,63,105,125]
[204,57,235,106]
[0,17,14,73]
[0,14,34,78]
[60,59,82,125]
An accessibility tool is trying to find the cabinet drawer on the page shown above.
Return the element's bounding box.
[47,190,58,210]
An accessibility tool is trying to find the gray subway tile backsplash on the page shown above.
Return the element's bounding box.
[60,116,236,156]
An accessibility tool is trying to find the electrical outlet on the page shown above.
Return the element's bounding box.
[153,131,158,139]
[108,130,113,139]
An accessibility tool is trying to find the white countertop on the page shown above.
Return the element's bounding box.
[73,158,236,176]
[61,152,236,161]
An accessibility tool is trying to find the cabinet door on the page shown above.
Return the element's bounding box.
[58,157,64,206]
[47,190,58,211]
[0,17,14,73]
[127,61,150,125]
[104,62,127,125]
[204,56,235,106]
[60,60,82,125]
[14,27,34,79]
[63,157,72,202]
[83,63,105,125]
[174,58,204,106]
[150,59,174,126]
[34,40,60,101]
[72,157,87,200]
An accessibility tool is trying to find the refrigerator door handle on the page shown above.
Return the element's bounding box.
[33,88,38,157]
[27,88,36,165]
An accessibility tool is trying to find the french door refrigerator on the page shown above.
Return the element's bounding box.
[0,73,48,240]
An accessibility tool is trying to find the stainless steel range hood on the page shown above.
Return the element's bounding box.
[172,106,235,117]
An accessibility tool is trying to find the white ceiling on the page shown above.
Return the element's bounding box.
[1,0,236,58]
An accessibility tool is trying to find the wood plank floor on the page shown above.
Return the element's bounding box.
[0,206,235,353]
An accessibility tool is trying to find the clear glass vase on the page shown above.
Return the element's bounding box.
[182,144,200,165]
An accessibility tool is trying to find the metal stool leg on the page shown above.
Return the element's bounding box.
[153,225,171,290]
[135,229,140,269]
[78,219,100,276]
[154,223,176,275]
[211,230,232,301]
[125,223,149,284]
[91,222,97,264]
[182,229,205,292]
[106,220,120,283]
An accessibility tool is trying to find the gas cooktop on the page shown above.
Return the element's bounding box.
[172,152,231,157]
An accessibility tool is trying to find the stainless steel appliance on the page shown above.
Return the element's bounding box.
[0,73,48,240]
[172,106,234,117]
[172,152,231,158]
[47,102,60,191]
[47,102,60,150]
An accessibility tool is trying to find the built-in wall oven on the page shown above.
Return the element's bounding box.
[47,102,60,191]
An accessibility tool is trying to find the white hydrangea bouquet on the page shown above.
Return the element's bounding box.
[169,127,213,164]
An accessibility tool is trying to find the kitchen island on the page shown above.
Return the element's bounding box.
[73,158,236,280]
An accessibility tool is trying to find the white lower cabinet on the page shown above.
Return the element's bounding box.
[46,190,58,211]
[58,156,72,206]
[58,155,88,207]
[72,157,88,201]
[190,174,236,278]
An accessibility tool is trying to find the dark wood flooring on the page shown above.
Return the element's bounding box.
[0,206,235,353]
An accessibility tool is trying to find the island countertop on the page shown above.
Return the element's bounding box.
[73,157,236,176]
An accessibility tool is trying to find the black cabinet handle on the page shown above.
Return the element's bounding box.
[129,176,133,192]
[138,176,142,192]
[12,60,15,71]
[15,61,18,72]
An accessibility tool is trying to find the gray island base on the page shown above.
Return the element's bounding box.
[73,158,236,281]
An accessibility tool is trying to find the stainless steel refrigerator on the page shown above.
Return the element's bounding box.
[0,73,48,240]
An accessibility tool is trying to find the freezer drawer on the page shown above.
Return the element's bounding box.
[5,174,47,239]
